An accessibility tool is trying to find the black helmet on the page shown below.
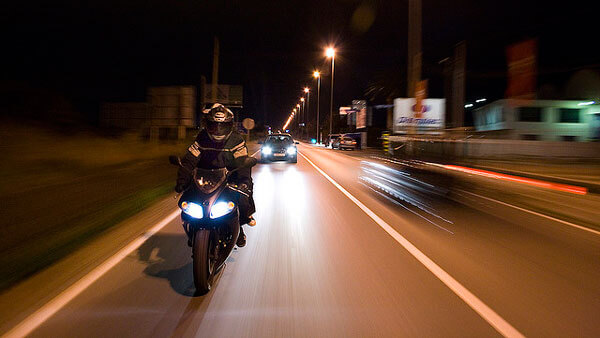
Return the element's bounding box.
[204,103,234,141]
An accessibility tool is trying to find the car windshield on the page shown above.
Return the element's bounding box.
[266,135,292,144]
[193,168,227,194]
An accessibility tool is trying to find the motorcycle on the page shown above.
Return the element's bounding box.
[169,155,258,294]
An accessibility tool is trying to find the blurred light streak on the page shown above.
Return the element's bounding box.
[362,161,411,177]
[578,101,595,106]
[442,165,587,195]
[358,168,454,225]
[359,178,454,234]
[362,161,437,189]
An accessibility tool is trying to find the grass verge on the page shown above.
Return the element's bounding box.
[0,181,173,291]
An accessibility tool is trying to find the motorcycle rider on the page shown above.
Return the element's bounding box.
[175,103,256,247]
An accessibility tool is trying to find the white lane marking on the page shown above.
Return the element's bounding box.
[456,189,600,236]
[298,151,524,338]
[3,210,181,338]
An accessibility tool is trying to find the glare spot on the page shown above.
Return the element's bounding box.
[351,4,376,33]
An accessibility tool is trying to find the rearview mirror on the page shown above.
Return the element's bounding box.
[168,155,182,167]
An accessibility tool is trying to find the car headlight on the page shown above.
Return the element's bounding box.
[210,201,236,219]
[262,146,272,155]
[181,201,203,219]
[286,146,297,155]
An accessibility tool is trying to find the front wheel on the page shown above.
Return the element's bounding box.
[192,229,215,294]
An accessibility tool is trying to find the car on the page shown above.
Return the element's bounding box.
[326,134,342,149]
[338,136,358,150]
[259,133,298,163]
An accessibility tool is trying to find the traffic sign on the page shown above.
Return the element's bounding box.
[242,118,255,130]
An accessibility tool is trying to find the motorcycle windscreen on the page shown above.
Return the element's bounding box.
[194,168,228,194]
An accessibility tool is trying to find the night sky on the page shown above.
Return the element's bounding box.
[3,0,599,127]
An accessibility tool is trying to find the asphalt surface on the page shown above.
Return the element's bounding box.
[7,143,600,337]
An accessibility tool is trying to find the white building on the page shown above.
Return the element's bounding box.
[473,99,600,141]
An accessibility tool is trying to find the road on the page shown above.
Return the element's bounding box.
[4,143,600,337]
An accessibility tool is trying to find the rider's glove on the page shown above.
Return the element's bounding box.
[238,183,251,193]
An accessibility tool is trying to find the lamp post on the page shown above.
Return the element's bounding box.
[296,103,302,131]
[313,71,321,143]
[326,47,336,141]
[303,87,310,141]
[300,97,306,140]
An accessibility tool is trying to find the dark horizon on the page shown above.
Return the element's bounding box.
[3,0,599,128]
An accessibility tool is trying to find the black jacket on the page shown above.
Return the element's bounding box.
[177,130,252,190]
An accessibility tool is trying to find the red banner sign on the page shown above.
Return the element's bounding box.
[506,39,537,99]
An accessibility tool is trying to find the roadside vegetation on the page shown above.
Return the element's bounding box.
[0,121,190,291]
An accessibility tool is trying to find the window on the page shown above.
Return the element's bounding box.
[518,107,543,122]
[521,134,539,141]
[561,136,577,142]
[558,108,581,123]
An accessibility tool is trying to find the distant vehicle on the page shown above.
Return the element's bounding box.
[259,133,298,163]
[327,134,342,149]
[338,136,358,150]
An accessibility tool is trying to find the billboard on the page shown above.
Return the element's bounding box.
[352,100,367,129]
[204,84,243,106]
[339,107,353,115]
[393,98,445,133]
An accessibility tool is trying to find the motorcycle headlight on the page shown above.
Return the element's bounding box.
[181,201,203,219]
[286,146,297,155]
[262,146,272,155]
[210,201,235,219]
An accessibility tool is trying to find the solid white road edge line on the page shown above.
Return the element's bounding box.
[456,188,600,236]
[298,151,524,338]
[3,209,181,338]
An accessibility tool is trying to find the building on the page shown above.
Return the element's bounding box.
[473,99,600,141]
[100,86,196,140]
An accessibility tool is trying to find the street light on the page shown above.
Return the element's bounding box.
[300,97,306,139]
[326,46,336,141]
[313,70,321,143]
[326,47,335,58]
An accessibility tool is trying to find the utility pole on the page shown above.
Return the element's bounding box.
[406,0,422,156]
[452,41,466,129]
[211,37,220,104]
[407,0,422,99]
